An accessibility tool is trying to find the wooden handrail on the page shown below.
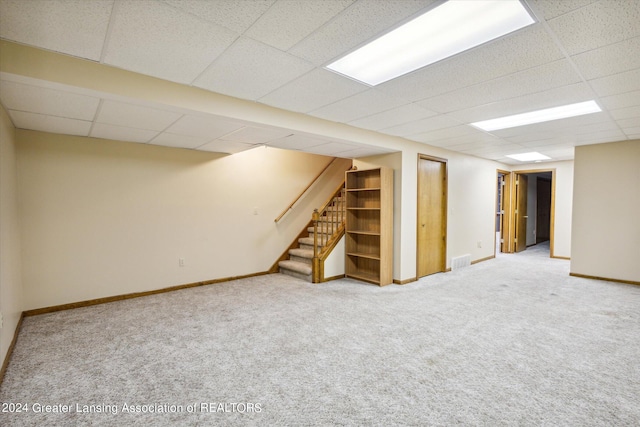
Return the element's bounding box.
[274,157,338,223]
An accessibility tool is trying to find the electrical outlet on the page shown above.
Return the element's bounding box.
[477,241,482,248]
[253,207,258,215]
[0,312,3,329]
[179,258,185,267]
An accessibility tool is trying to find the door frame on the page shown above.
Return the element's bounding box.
[509,169,557,257]
[496,169,513,254]
[416,154,448,278]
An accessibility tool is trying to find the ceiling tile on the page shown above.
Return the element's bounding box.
[162,0,275,33]
[245,0,354,51]
[574,129,628,145]
[609,105,640,120]
[409,125,483,145]
[527,0,597,20]
[8,110,91,136]
[384,114,462,137]
[622,126,640,136]
[97,101,182,131]
[443,82,593,124]
[377,25,565,102]
[194,37,314,101]
[419,60,584,115]
[309,89,408,123]
[490,111,612,138]
[90,122,158,143]
[617,117,640,129]
[265,134,329,151]
[547,0,640,55]
[572,36,640,80]
[198,140,256,154]
[289,0,436,66]
[348,104,437,131]
[258,68,367,113]
[600,90,640,110]
[0,80,100,120]
[164,114,244,140]
[304,142,359,156]
[103,0,238,84]
[150,133,211,150]
[589,68,640,97]
[221,126,292,144]
[0,0,113,61]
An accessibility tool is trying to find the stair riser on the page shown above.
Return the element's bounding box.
[290,255,312,265]
[280,268,312,282]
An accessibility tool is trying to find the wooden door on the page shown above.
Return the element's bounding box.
[417,156,446,277]
[515,174,528,253]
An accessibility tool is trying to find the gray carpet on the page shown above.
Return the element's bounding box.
[2,243,639,426]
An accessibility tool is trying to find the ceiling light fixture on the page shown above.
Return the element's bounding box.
[325,0,535,86]
[471,100,602,131]
[506,152,551,162]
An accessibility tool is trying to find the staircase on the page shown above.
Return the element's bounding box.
[278,188,345,282]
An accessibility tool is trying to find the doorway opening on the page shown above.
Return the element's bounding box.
[510,170,556,257]
[417,154,447,278]
[495,169,512,255]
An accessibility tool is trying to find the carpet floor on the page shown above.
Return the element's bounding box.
[1,243,639,426]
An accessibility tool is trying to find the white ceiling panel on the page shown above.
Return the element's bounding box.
[0,80,100,120]
[0,0,113,61]
[90,123,158,144]
[97,101,181,131]
[309,89,408,123]
[103,1,238,84]
[617,117,640,129]
[600,90,640,110]
[410,125,485,145]
[609,105,640,120]
[221,126,292,144]
[164,115,245,140]
[527,0,597,20]
[150,133,211,150]
[377,24,565,103]
[9,110,91,136]
[245,0,353,51]
[194,37,314,101]
[547,0,640,55]
[198,140,257,154]
[419,60,584,115]
[266,134,330,151]
[289,0,437,66]
[162,0,276,33]
[589,68,640,97]
[443,83,594,124]
[259,68,367,113]
[574,129,628,145]
[349,104,437,131]
[305,142,359,156]
[572,36,640,80]
[386,115,462,138]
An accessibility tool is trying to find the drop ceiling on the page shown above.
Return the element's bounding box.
[0,0,638,164]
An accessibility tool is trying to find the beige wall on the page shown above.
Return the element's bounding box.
[511,161,574,258]
[571,140,640,282]
[0,105,23,363]
[17,130,344,310]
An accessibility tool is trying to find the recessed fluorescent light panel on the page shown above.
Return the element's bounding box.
[506,152,551,162]
[471,100,602,131]
[325,0,535,86]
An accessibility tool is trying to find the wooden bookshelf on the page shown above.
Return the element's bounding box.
[345,167,393,286]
